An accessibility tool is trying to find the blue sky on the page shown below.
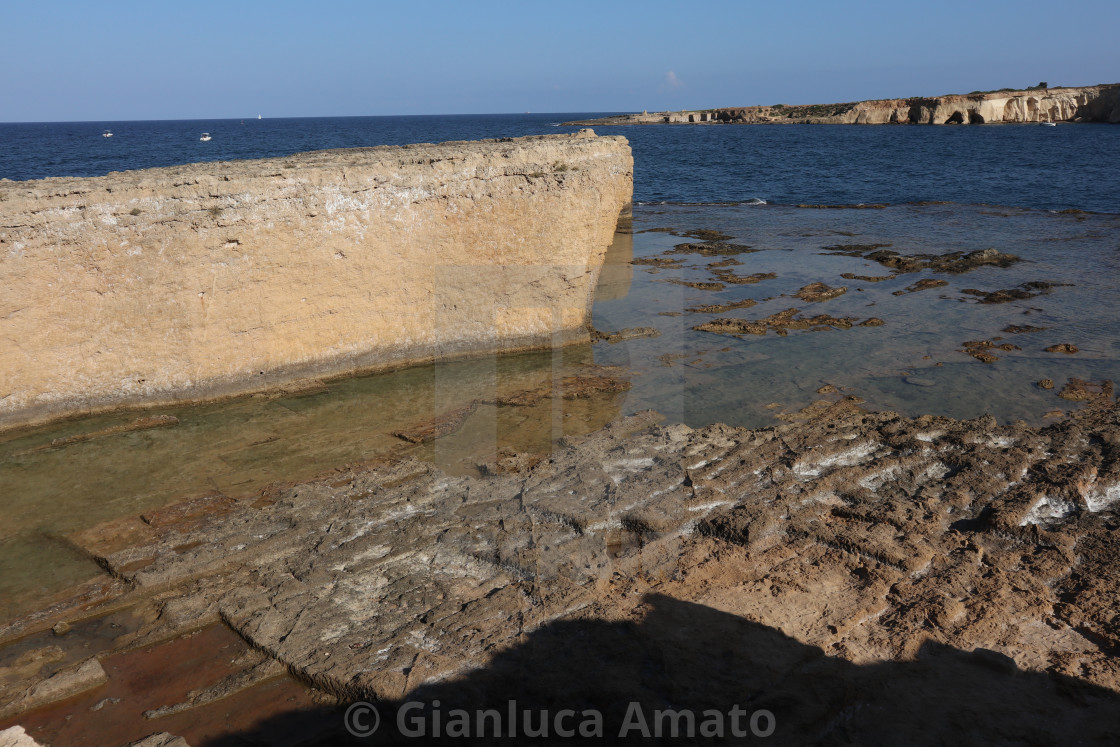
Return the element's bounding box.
[3,0,1117,121]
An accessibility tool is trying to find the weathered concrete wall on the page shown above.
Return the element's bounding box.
[0,132,633,431]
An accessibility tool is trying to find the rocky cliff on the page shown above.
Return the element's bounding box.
[0,132,633,431]
[565,83,1120,126]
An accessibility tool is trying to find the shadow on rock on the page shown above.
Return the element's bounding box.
[208,593,1120,746]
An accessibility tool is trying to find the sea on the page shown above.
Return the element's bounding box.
[2,114,1119,210]
[2,114,1120,615]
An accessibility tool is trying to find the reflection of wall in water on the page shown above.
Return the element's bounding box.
[594,229,634,302]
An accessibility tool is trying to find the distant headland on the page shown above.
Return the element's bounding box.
[564,82,1120,126]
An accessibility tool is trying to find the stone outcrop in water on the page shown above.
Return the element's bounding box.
[565,83,1120,126]
[0,132,633,432]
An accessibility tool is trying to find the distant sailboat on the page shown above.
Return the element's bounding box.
[257,114,262,120]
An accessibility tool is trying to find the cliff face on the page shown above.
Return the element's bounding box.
[0,132,633,431]
[836,84,1120,125]
[564,84,1120,126]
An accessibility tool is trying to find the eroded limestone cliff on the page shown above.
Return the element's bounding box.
[566,83,1120,126]
[0,132,633,431]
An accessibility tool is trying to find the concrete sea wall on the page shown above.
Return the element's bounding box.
[0,132,633,431]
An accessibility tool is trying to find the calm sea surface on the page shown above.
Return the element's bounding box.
[2,114,1119,615]
[2,114,1118,211]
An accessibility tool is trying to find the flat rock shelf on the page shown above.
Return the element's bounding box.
[3,398,1119,743]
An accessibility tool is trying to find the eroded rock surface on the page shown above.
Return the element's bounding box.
[4,396,1109,733]
[0,726,44,747]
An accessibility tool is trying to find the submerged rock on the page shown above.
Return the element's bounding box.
[962,281,1063,304]
[827,245,1021,274]
[841,272,895,282]
[665,242,758,257]
[710,269,777,285]
[663,278,726,291]
[796,282,848,302]
[893,278,949,295]
[693,308,858,337]
[591,327,661,344]
[959,339,1020,363]
[685,298,758,314]
[630,256,684,268]
[392,404,479,444]
[1057,378,1113,402]
[679,229,734,242]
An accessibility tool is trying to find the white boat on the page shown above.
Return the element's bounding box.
[200,132,212,141]
[1041,122,1057,127]
[257,114,261,120]
[102,130,113,138]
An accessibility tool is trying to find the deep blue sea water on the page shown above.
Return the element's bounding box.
[2,114,1118,212]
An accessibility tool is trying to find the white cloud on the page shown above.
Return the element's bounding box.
[664,71,684,89]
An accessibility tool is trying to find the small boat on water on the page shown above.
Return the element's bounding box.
[102,130,113,138]
[200,132,212,141]
[1041,122,1057,127]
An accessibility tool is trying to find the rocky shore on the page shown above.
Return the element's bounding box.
[4,141,1120,744]
[0,132,632,433]
[2,390,1118,743]
[565,83,1120,126]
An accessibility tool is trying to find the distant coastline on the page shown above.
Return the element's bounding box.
[564,83,1120,126]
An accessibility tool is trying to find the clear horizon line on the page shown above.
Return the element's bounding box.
[0,111,631,126]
